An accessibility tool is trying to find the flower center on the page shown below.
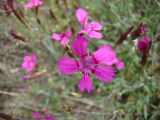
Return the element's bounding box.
[79,58,96,73]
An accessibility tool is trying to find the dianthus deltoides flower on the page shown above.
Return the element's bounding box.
[24,0,43,9]
[52,31,72,46]
[76,8,103,39]
[22,54,37,72]
[58,34,118,93]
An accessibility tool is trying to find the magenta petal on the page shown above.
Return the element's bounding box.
[31,54,37,61]
[91,45,116,65]
[88,21,102,30]
[32,112,42,118]
[22,54,37,72]
[88,31,103,39]
[137,40,146,53]
[52,33,61,41]
[116,61,125,70]
[78,73,93,93]
[92,66,115,82]
[72,34,88,57]
[79,30,87,34]
[22,63,33,71]
[137,36,151,54]
[76,8,88,26]
[57,57,80,74]
[114,58,125,70]
[65,31,72,37]
[61,37,69,45]
[24,56,30,61]
[24,0,43,9]
[34,0,43,6]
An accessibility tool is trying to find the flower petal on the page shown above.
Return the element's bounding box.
[31,54,37,62]
[137,36,152,54]
[79,30,87,34]
[91,66,115,82]
[78,73,93,93]
[24,0,43,9]
[91,45,116,65]
[65,31,72,38]
[72,34,88,57]
[32,112,42,118]
[61,37,69,45]
[51,33,61,41]
[57,57,80,74]
[88,21,102,30]
[23,56,30,62]
[76,8,88,27]
[114,58,125,70]
[88,31,103,39]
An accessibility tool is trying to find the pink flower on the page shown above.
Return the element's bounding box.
[137,36,152,65]
[32,112,56,120]
[58,34,117,93]
[22,54,37,72]
[24,0,43,9]
[52,31,72,46]
[76,8,103,39]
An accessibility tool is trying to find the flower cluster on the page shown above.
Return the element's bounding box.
[115,21,154,65]
[53,8,124,93]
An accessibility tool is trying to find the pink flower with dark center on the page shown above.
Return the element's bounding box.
[76,8,103,39]
[58,34,117,93]
[24,0,43,9]
[52,31,72,46]
[22,54,37,72]
[137,36,152,65]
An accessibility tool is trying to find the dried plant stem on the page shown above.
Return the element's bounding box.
[0,90,18,96]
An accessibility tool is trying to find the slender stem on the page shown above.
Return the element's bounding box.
[0,90,18,96]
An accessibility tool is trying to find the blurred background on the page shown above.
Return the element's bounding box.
[0,0,160,119]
